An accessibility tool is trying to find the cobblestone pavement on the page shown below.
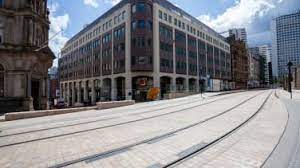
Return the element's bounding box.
[263,89,300,168]
[0,90,288,168]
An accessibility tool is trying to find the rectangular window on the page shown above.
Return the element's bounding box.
[137,20,145,29]
[114,16,117,24]
[174,18,177,26]
[122,11,126,20]
[164,13,168,21]
[137,3,145,12]
[159,10,163,19]
[168,15,172,23]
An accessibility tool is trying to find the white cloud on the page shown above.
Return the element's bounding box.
[83,0,121,8]
[104,0,121,6]
[83,0,99,8]
[49,2,70,66]
[197,0,277,33]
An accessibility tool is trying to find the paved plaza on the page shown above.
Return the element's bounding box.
[0,90,299,168]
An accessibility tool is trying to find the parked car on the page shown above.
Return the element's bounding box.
[54,99,65,109]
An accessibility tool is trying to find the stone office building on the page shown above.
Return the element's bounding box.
[59,0,231,106]
[0,0,54,113]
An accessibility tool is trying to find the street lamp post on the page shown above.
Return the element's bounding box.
[287,62,293,99]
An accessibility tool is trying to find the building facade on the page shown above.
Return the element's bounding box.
[48,67,59,107]
[227,36,248,89]
[258,45,272,84]
[249,46,269,85]
[248,50,261,88]
[271,11,300,77]
[0,0,54,113]
[295,65,300,90]
[229,28,247,44]
[59,0,231,106]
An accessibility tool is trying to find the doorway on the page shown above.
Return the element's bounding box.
[31,80,40,110]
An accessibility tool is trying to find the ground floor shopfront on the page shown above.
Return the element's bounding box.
[61,73,231,106]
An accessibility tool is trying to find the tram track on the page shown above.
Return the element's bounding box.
[162,91,273,168]
[47,91,270,168]
[0,90,244,132]
[0,90,247,139]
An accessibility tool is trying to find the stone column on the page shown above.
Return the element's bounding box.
[172,77,176,92]
[67,83,71,106]
[196,79,200,93]
[27,73,32,97]
[77,81,82,103]
[185,78,189,92]
[71,82,75,106]
[153,76,160,100]
[111,78,117,101]
[125,77,132,100]
[91,80,96,105]
[60,83,63,99]
[83,80,88,103]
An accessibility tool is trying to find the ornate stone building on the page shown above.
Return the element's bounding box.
[0,0,54,113]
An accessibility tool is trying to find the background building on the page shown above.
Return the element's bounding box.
[248,49,262,88]
[258,45,272,84]
[48,67,60,107]
[0,0,54,113]
[227,35,248,89]
[295,65,300,90]
[59,0,231,106]
[249,46,269,86]
[271,11,300,77]
[229,28,247,44]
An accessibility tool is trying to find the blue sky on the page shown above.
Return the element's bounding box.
[48,0,300,66]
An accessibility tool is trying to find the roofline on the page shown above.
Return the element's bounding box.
[64,0,130,47]
[63,0,228,49]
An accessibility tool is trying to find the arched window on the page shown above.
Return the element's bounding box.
[0,64,4,97]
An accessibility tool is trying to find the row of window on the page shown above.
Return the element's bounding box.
[188,38,197,48]
[176,47,186,56]
[189,64,198,73]
[132,3,152,14]
[158,10,229,51]
[114,43,125,53]
[132,20,153,31]
[160,42,173,53]
[176,61,187,70]
[188,51,197,59]
[63,10,126,55]
[159,25,172,39]
[132,56,152,65]
[175,32,186,42]
[160,58,173,69]
[132,37,152,48]
[114,27,125,40]
[103,34,112,44]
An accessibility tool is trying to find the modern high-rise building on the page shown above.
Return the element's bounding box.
[258,45,272,84]
[271,11,300,77]
[59,0,231,106]
[0,0,54,113]
[229,28,247,44]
